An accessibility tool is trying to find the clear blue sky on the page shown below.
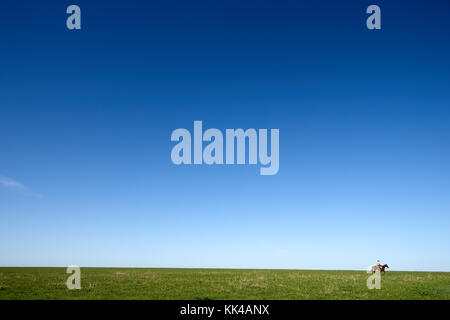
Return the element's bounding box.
[1,0,449,271]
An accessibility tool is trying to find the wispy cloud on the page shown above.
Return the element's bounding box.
[0,175,42,197]
[0,176,25,189]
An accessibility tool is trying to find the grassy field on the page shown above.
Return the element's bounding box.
[0,267,449,300]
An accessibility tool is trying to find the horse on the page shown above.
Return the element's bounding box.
[371,264,389,273]
[379,264,389,273]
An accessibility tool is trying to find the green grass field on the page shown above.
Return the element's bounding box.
[1,267,449,300]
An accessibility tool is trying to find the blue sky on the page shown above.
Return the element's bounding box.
[1,0,450,271]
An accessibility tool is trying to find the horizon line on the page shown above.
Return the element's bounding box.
[1,266,449,273]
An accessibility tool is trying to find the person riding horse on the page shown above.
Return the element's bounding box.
[371,261,389,273]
